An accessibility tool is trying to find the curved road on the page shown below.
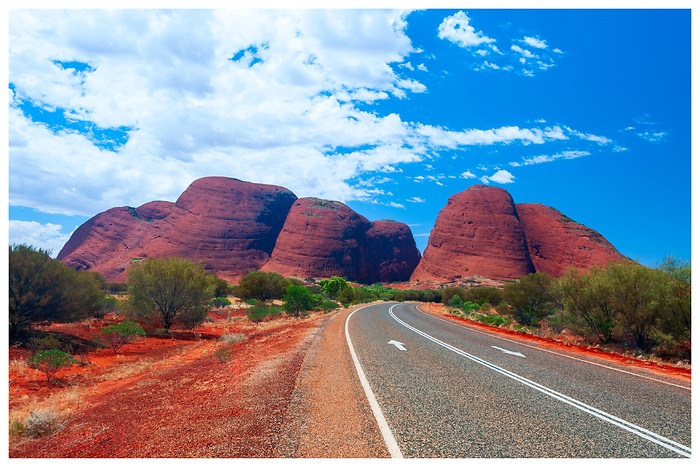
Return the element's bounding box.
[346,302,691,458]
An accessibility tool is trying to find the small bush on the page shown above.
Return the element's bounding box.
[209,297,232,309]
[462,301,480,312]
[220,333,247,345]
[23,409,64,437]
[27,349,76,384]
[214,347,233,363]
[99,321,146,353]
[318,300,340,312]
[9,420,25,437]
[474,314,509,327]
[31,335,71,353]
[245,304,282,323]
[479,302,492,312]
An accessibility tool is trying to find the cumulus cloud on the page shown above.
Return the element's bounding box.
[9,221,73,258]
[407,196,425,203]
[480,169,515,185]
[438,11,495,48]
[461,171,476,179]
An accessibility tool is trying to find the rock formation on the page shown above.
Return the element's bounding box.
[516,203,626,277]
[410,185,626,283]
[262,199,421,283]
[58,177,298,282]
[410,185,535,282]
[57,177,420,284]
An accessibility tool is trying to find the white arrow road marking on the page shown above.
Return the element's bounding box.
[491,345,526,358]
[388,340,407,351]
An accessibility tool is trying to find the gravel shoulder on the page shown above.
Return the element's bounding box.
[275,304,390,458]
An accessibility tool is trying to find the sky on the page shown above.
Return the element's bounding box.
[5,4,694,268]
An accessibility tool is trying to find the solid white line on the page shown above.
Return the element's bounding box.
[416,306,691,391]
[345,305,403,458]
[390,305,691,458]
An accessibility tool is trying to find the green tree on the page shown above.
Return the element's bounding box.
[502,272,557,326]
[27,349,76,384]
[557,267,617,343]
[441,286,468,305]
[126,257,214,331]
[235,271,289,302]
[605,263,664,352]
[319,276,351,300]
[337,286,356,305]
[282,285,316,318]
[99,321,146,353]
[657,255,691,284]
[9,244,103,339]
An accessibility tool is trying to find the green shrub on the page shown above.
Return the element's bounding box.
[448,294,464,308]
[245,304,282,323]
[99,321,146,353]
[235,271,290,301]
[502,272,557,326]
[31,335,65,352]
[27,349,76,384]
[283,284,316,318]
[318,300,340,312]
[475,314,509,327]
[461,301,480,312]
[479,302,492,312]
[209,297,232,309]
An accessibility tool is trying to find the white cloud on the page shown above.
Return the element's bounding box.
[438,11,495,48]
[553,48,564,54]
[417,63,428,72]
[511,45,536,59]
[461,171,477,179]
[523,36,548,49]
[480,169,515,185]
[637,131,668,143]
[388,201,406,209]
[510,150,591,167]
[407,196,425,203]
[9,220,73,258]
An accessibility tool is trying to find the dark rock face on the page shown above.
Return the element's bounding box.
[411,185,535,282]
[57,178,420,283]
[516,203,627,277]
[365,220,422,283]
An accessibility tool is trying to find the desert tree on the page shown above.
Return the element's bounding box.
[126,257,214,331]
[9,244,103,339]
[502,272,558,326]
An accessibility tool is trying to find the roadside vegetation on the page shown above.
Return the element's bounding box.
[440,257,691,363]
[7,244,690,441]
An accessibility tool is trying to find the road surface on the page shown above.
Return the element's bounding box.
[345,302,691,458]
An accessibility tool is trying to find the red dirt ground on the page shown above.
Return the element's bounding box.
[8,307,329,457]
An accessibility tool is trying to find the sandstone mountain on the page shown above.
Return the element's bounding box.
[410,185,626,283]
[57,177,421,284]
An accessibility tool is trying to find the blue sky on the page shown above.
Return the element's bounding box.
[6,6,693,268]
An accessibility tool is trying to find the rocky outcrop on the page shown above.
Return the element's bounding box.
[58,177,298,282]
[57,177,420,283]
[261,199,420,283]
[516,203,626,277]
[410,185,625,283]
[411,185,535,282]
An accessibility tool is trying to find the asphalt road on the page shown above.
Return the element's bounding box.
[346,302,692,458]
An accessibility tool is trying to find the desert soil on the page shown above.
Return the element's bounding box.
[8,302,690,458]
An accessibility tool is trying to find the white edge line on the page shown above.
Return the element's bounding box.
[416,305,691,391]
[345,305,404,459]
[391,305,691,458]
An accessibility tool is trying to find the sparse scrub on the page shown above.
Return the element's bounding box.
[214,347,233,363]
[220,333,247,345]
[27,349,76,384]
[245,304,282,323]
[23,409,65,437]
[99,321,146,353]
[209,297,232,309]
